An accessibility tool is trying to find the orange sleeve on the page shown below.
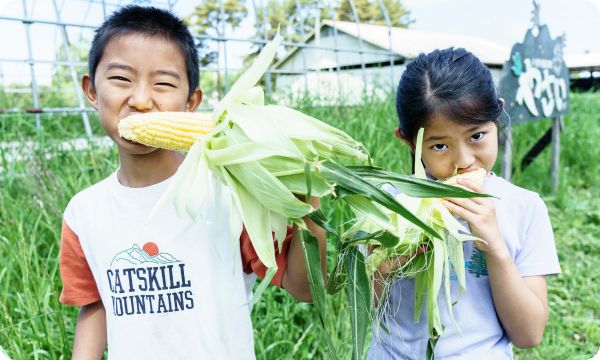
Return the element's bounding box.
[59,220,101,306]
[240,225,293,288]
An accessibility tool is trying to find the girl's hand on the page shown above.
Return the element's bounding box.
[369,245,427,279]
[442,178,507,258]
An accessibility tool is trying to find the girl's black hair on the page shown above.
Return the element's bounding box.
[396,47,503,141]
[88,5,199,98]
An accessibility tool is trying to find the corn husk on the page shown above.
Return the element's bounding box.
[343,128,487,348]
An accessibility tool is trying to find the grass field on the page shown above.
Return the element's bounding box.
[0,92,598,359]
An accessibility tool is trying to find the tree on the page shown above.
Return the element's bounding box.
[50,36,89,108]
[250,0,413,62]
[186,0,248,96]
[186,1,248,66]
[336,0,413,27]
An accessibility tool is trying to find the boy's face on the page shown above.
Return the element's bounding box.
[82,33,201,155]
[396,113,498,180]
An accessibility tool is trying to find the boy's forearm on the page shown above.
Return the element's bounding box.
[282,198,327,302]
[485,245,548,349]
[73,301,107,360]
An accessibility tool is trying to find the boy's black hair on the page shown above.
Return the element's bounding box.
[395,47,503,141]
[88,5,199,98]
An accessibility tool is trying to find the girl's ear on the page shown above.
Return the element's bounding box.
[498,97,506,109]
[394,127,415,152]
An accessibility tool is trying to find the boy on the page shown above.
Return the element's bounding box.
[59,5,325,359]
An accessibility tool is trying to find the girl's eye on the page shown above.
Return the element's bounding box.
[431,144,448,152]
[471,132,486,142]
[156,82,176,88]
[109,76,129,82]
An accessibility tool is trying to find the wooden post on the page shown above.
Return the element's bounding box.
[551,116,562,192]
[502,125,512,181]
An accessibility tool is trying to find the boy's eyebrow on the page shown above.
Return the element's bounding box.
[153,70,181,80]
[104,64,180,80]
[105,62,136,73]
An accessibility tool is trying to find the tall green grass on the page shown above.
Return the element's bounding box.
[0,93,598,359]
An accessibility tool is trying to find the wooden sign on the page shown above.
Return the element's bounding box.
[499,25,569,123]
[498,1,568,192]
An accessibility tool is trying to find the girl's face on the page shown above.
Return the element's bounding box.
[400,112,499,180]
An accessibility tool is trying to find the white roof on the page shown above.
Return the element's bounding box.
[563,52,600,71]
[277,20,600,71]
[322,20,510,66]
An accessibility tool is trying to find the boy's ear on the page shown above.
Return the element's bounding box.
[498,97,506,108]
[186,89,203,112]
[394,127,415,152]
[81,75,98,110]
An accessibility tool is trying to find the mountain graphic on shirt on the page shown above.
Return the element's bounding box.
[110,243,180,267]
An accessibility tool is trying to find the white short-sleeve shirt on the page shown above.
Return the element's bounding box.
[61,171,259,359]
[367,173,561,359]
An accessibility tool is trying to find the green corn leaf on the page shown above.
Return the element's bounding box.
[304,162,313,200]
[428,238,445,337]
[149,141,206,221]
[347,166,492,199]
[327,259,347,295]
[414,128,427,179]
[307,209,337,236]
[204,141,284,166]
[413,253,428,323]
[343,195,392,232]
[227,161,312,219]
[213,33,282,122]
[345,246,371,360]
[220,168,277,271]
[226,103,304,159]
[300,230,340,360]
[317,161,442,240]
[278,172,334,197]
[260,156,306,177]
[270,210,287,253]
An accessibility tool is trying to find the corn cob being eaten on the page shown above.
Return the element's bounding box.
[118,111,214,151]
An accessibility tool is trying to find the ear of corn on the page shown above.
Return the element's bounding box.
[343,127,487,347]
[118,111,214,151]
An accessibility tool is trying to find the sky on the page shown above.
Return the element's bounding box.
[402,0,600,54]
[0,0,598,87]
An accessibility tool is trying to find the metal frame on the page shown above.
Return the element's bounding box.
[0,0,398,135]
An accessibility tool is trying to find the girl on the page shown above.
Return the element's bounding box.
[367,48,561,359]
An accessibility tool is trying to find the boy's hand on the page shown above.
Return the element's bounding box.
[294,194,320,210]
[442,178,507,258]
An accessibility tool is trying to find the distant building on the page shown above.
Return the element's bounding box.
[273,20,600,102]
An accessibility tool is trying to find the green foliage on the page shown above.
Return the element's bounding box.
[185,0,248,67]
[0,93,599,359]
[336,0,413,27]
[247,0,412,65]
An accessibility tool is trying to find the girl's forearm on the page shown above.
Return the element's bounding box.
[485,244,548,348]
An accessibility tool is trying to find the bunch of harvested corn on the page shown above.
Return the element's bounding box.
[118,34,487,359]
[339,128,490,352]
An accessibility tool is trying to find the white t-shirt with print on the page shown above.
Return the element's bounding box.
[367,173,561,360]
[60,171,264,360]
